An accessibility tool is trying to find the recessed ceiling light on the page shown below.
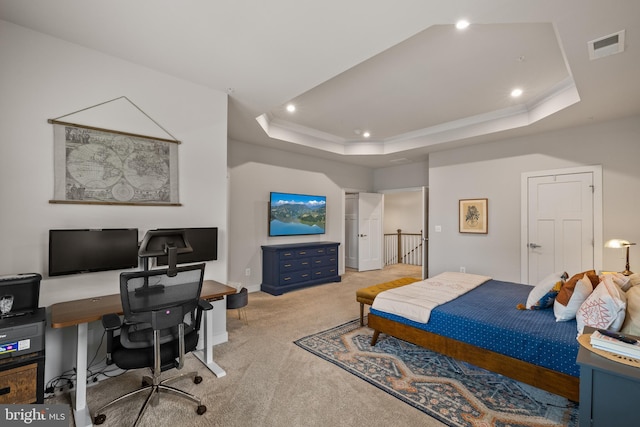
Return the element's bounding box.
[511,88,523,98]
[456,20,470,30]
[363,131,371,138]
[286,104,296,113]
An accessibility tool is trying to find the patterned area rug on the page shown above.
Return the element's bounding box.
[294,319,578,427]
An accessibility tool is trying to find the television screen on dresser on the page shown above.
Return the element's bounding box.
[269,192,326,236]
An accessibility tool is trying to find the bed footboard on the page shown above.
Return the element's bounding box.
[368,312,579,402]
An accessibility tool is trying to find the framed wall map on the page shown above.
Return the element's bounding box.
[50,122,180,206]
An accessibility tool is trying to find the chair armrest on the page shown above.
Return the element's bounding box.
[199,299,213,311]
[194,299,213,331]
[102,313,121,366]
[102,313,121,331]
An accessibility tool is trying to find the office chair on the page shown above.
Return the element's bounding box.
[93,263,212,426]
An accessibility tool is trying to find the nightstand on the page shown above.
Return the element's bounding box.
[577,327,640,426]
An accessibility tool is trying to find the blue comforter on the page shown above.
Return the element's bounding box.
[370,279,580,377]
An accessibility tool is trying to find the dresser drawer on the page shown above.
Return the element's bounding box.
[311,256,336,268]
[312,265,338,279]
[0,362,38,404]
[280,270,312,284]
[279,258,311,272]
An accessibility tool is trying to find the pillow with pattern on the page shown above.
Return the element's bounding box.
[577,274,627,335]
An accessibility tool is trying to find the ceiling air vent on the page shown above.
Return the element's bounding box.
[588,30,625,60]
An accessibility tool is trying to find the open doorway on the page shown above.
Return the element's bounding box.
[345,188,427,277]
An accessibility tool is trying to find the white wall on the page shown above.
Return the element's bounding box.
[374,160,428,191]
[383,191,423,234]
[0,21,228,383]
[428,116,640,283]
[228,162,346,290]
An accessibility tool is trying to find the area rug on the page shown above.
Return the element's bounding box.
[294,319,578,427]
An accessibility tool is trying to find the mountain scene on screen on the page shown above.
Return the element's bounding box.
[270,194,326,235]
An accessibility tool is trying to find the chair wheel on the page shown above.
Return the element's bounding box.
[197,405,207,415]
[194,375,203,384]
[94,414,106,424]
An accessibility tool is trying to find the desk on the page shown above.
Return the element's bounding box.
[50,279,236,427]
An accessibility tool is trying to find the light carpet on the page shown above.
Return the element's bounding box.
[295,319,578,427]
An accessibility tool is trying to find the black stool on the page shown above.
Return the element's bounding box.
[227,287,248,324]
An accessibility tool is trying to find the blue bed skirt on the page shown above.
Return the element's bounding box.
[370,279,580,377]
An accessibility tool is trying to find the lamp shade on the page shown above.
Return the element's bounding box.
[605,239,632,248]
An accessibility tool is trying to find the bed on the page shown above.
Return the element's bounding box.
[368,276,580,402]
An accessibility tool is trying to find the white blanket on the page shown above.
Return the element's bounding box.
[371,271,492,323]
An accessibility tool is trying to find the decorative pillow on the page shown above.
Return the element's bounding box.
[576,274,627,335]
[520,271,567,310]
[554,274,593,321]
[612,272,632,291]
[621,285,640,336]
[629,273,640,288]
[556,270,599,307]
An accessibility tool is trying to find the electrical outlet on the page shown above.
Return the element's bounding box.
[460,267,466,273]
[245,268,251,276]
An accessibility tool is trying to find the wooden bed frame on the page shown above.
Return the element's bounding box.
[368,312,580,402]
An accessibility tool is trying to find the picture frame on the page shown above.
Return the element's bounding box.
[459,198,488,234]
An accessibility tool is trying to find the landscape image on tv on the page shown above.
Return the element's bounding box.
[269,192,326,236]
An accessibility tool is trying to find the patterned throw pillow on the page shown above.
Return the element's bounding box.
[576,274,627,335]
[518,271,567,310]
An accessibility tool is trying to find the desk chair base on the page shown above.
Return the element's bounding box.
[93,371,206,426]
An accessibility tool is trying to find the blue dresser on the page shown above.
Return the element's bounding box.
[261,242,341,295]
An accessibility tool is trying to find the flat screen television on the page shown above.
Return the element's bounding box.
[156,227,218,265]
[49,228,139,276]
[269,192,326,236]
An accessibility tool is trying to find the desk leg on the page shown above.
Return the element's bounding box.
[194,307,226,377]
[71,322,93,427]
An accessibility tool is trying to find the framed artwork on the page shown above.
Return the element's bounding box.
[459,198,488,234]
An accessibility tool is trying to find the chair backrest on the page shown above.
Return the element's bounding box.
[119,263,205,326]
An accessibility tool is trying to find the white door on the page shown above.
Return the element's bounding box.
[422,186,429,279]
[358,193,384,272]
[344,194,358,269]
[524,171,596,284]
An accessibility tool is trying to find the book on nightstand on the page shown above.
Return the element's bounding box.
[590,330,640,359]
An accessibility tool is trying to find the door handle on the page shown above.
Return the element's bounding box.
[359,234,367,237]
[528,243,541,249]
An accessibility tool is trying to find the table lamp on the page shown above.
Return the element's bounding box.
[605,239,636,276]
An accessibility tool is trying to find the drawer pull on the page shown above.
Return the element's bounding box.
[301,274,309,278]
[284,264,292,267]
[299,251,307,255]
[283,277,291,281]
[0,386,10,396]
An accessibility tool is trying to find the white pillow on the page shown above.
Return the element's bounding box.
[525,271,566,310]
[628,273,640,288]
[621,285,640,336]
[577,275,627,335]
[554,274,593,321]
[610,272,631,291]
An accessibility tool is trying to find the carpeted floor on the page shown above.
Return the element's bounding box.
[47,264,576,426]
[295,319,578,427]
